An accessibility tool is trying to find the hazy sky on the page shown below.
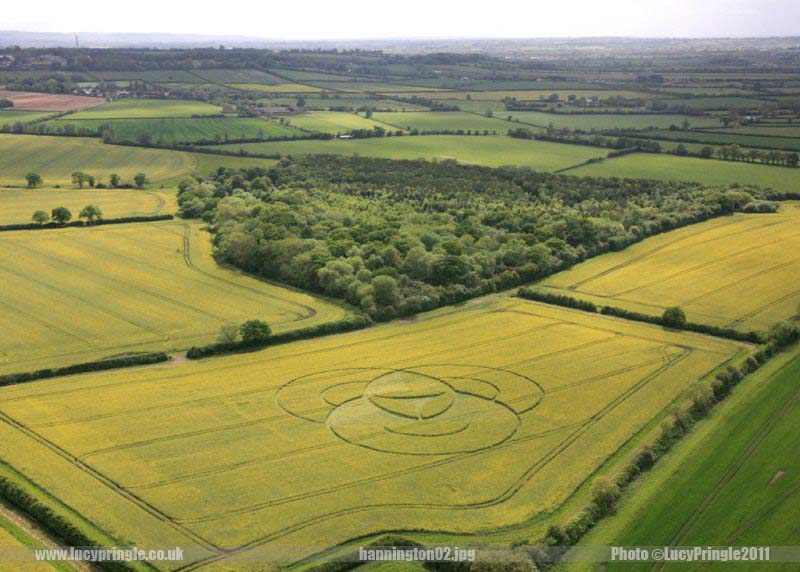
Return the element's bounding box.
[4,0,800,39]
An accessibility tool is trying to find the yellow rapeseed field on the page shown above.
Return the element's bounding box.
[0,297,745,569]
[0,188,173,225]
[0,220,345,374]
[539,203,800,332]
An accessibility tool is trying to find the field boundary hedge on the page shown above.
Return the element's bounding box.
[0,464,139,572]
[186,314,373,359]
[0,214,174,232]
[617,130,800,155]
[0,352,169,387]
[302,535,424,572]
[517,287,763,343]
[527,334,798,569]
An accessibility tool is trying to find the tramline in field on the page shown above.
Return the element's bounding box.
[539,203,800,332]
[0,297,747,569]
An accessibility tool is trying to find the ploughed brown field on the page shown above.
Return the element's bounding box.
[0,90,105,111]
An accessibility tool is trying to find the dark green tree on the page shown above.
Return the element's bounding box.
[240,320,272,345]
[25,172,43,188]
[51,207,72,225]
[662,306,688,327]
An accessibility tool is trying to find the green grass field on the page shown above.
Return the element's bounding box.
[0,134,197,186]
[192,69,283,85]
[65,99,223,119]
[91,70,204,83]
[229,83,325,93]
[386,90,653,101]
[209,135,608,171]
[570,152,800,193]
[539,204,800,332]
[292,96,426,112]
[0,110,56,124]
[658,96,772,110]
[722,125,800,138]
[0,297,744,568]
[502,111,721,130]
[45,117,304,144]
[372,111,515,132]
[312,82,449,93]
[270,69,355,82]
[641,129,800,151]
[564,346,800,572]
[0,188,173,225]
[285,111,395,134]
[0,220,345,374]
[190,153,277,177]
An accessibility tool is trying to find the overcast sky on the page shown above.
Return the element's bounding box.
[4,0,800,39]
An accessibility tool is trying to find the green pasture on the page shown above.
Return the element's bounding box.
[208,135,608,171]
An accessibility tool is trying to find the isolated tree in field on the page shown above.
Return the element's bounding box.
[662,306,687,328]
[71,171,89,189]
[675,143,688,156]
[109,173,120,188]
[240,320,272,345]
[25,172,43,188]
[31,210,49,225]
[79,204,103,223]
[218,324,240,344]
[700,146,714,159]
[51,207,72,225]
[133,173,148,189]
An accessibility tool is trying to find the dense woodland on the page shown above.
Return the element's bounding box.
[178,157,768,319]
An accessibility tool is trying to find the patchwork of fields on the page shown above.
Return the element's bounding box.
[210,135,608,170]
[0,297,745,568]
[0,188,172,225]
[539,204,800,332]
[0,220,345,374]
[1,49,799,571]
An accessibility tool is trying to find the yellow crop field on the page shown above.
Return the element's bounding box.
[539,204,800,332]
[0,297,745,569]
[0,188,173,225]
[0,134,197,185]
[0,220,345,374]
